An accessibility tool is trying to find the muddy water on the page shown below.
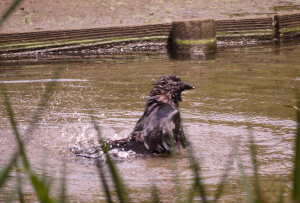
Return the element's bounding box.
[1,42,300,202]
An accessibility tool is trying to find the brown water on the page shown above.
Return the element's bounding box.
[1,41,300,202]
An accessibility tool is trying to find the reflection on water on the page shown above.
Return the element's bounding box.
[0,42,300,202]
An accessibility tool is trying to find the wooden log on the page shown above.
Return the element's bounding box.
[0,22,172,44]
[215,16,274,41]
[275,12,300,39]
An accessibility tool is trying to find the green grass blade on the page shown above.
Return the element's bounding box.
[169,130,182,203]
[185,139,207,203]
[58,162,67,203]
[0,0,25,29]
[3,165,24,202]
[22,69,62,202]
[1,67,62,154]
[235,146,254,203]
[96,160,113,203]
[27,171,53,202]
[40,153,50,191]
[6,184,18,203]
[212,154,234,203]
[172,152,182,203]
[248,131,266,203]
[1,68,62,203]
[293,90,300,202]
[16,170,25,203]
[24,68,63,139]
[1,84,55,203]
[1,84,30,168]
[89,112,131,203]
[149,184,162,203]
[278,186,284,203]
[0,154,17,189]
[187,181,197,203]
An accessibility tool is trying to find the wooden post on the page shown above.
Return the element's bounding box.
[172,18,217,59]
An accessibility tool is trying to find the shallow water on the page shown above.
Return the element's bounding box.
[0,41,300,202]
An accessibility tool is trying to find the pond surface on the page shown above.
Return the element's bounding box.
[1,41,300,202]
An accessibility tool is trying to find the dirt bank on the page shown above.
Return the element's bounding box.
[1,0,300,33]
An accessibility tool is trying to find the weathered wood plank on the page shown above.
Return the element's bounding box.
[275,12,300,39]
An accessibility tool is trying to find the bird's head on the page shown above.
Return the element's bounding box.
[149,74,194,106]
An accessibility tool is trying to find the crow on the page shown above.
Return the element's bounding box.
[109,74,194,155]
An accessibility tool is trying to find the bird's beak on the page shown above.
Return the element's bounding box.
[181,82,194,90]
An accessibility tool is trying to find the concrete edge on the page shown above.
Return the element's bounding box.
[1,11,300,53]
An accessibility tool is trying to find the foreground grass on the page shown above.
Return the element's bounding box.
[0,68,300,202]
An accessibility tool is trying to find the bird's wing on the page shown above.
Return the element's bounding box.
[141,104,184,153]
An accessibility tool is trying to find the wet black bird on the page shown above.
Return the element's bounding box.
[110,74,194,155]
